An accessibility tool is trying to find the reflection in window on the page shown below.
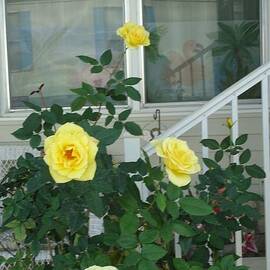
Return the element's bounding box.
[6,0,124,109]
[144,0,260,103]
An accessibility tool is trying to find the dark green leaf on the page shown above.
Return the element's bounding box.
[166,183,182,201]
[23,113,42,132]
[71,97,87,112]
[124,251,141,267]
[30,134,41,148]
[200,139,220,150]
[138,259,159,270]
[23,101,41,111]
[120,213,139,234]
[173,221,197,237]
[203,158,220,169]
[91,65,103,73]
[180,197,212,216]
[155,192,166,212]
[100,49,112,66]
[119,109,132,121]
[246,164,266,178]
[142,244,167,261]
[126,87,141,101]
[12,128,33,140]
[106,102,116,115]
[173,258,190,270]
[105,115,114,126]
[220,136,231,149]
[115,70,125,80]
[117,234,137,249]
[215,150,224,162]
[42,110,57,124]
[125,122,143,136]
[235,134,248,145]
[239,149,251,164]
[139,229,159,244]
[123,77,142,85]
[77,55,98,65]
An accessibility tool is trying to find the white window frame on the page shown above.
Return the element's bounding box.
[0,0,270,120]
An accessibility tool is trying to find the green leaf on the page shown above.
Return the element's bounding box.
[71,96,87,112]
[86,191,106,218]
[123,77,142,85]
[51,104,63,119]
[239,149,251,164]
[124,251,141,267]
[117,234,137,249]
[139,229,159,244]
[77,55,98,65]
[23,113,42,132]
[91,65,103,73]
[82,82,94,93]
[209,234,224,250]
[220,136,232,150]
[12,128,33,140]
[125,122,143,136]
[173,221,197,237]
[203,158,220,169]
[115,70,125,80]
[215,150,224,162]
[100,49,112,66]
[166,183,182,201]
[180,197,213,216]
[30,134,41,148]
[138,259,159,270]
[201,139,220,150]
[173,258,190,270]
[41,110,57,124]
[235,134,248,145]
[106,102,116,115]
[105,115,114,126]
[81,122,122,145]
[70,87,89,96]
[120,213,139,234]
[23,101,41,111]
[14,224,26,241]
[246,164,266,178]
[141,244,167,261]
[126,86,141,101]
[119,109,132,121]
[166,201,179,219]
[155,192,166,212]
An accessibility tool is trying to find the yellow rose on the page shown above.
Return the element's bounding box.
[152,138,201,187]
[226,117,234,129]
[44,123,99,183]
[85,266,118,270]
[117,22,150,48]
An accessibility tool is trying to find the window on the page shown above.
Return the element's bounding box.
[2,0,263,110]
[144,0,260,103]
[6,0,124,109]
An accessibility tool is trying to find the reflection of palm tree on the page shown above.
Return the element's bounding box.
[212,22,259,89]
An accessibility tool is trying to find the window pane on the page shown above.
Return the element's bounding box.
[6,0,124,109]
[144,0,260,103]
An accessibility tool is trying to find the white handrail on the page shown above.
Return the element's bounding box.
[143,62,270,156]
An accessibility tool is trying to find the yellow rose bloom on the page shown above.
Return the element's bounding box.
[85,266,118,270]
[152,138,201,187]
[117,22,150,48]
[44,123,99,183]
[226,117,234,129]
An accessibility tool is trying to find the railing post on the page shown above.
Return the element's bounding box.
[231,97,243,266]
[201,118,209,172]
[262,75,270,270]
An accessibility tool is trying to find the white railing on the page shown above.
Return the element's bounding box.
[124,62,270,269]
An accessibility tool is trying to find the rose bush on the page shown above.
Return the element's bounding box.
[0,22,264,270]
